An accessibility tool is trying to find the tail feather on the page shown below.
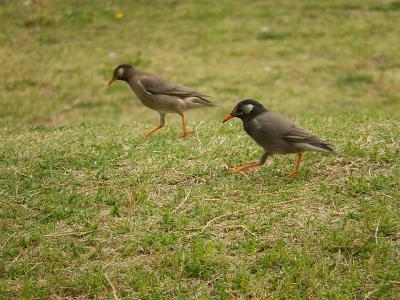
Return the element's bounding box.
[294,142,341,156]
[310,143,341,156]
[185,96,220,108]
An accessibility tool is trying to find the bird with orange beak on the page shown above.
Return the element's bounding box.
[222,99,339,175]
[108,64,218,138]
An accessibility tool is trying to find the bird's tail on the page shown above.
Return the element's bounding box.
[311,143,341,156]
[185,97,220,109]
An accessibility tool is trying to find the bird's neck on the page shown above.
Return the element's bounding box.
[125,68,136,80]
[241,113,257,123]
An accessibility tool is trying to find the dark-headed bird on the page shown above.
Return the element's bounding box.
[109,64,217,138]
[222,99,339,176]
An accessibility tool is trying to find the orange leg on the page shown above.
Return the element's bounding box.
[145,113,165,137]
[228,153,269,175]
[228,162,263,174]
[287,153,303,177]
[177,113,194,138]
[144,125,163,137]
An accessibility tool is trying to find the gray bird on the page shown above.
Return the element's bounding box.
[108,64,217,138]
[222,99,339,176]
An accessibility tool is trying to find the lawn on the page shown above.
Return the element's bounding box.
[1,0,399,298]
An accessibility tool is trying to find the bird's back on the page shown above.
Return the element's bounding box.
[246,111,336,155]
[128,70,216,113]
[244,112,296,154]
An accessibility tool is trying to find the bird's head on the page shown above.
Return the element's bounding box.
[222,99,268,123]
[108,64,134,85]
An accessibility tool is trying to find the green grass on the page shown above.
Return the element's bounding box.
[1,0,400,298]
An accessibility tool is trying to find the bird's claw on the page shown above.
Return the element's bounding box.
[287,172,298,177]
[228,167,249,174]
[178,130,194,138]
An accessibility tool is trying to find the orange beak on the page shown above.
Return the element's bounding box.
[222,113,234,123]
[108,79,115,86]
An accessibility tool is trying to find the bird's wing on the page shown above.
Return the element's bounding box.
[248,112,337,154]
[283,124,338,154]
[283,124,327,144]
[251,112,295,134]
[137,75,209,99]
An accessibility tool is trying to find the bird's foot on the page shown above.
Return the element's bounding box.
[144,131,155,137]
[178,130,194,138]
[228,167,250,174]
[144,126,163,137]
[228,163,261,174]
[287,172,299,177]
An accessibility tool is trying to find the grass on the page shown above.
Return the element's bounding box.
[1,0,400,298]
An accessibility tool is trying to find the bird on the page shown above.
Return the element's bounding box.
[222,99,339,176]
[108,64,217,138]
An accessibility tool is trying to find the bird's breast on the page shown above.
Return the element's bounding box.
[128,81,159,109]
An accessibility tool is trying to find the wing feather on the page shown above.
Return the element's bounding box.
[138,75,209,99]
[283,125,337,154]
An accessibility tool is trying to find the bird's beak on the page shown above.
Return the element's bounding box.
[108,78,115,86]
[222,113,234,123]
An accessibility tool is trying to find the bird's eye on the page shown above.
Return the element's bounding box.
[242,104,254,114]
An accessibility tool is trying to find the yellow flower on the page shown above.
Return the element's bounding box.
[354,23,365,31]
[114,12,124,20]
